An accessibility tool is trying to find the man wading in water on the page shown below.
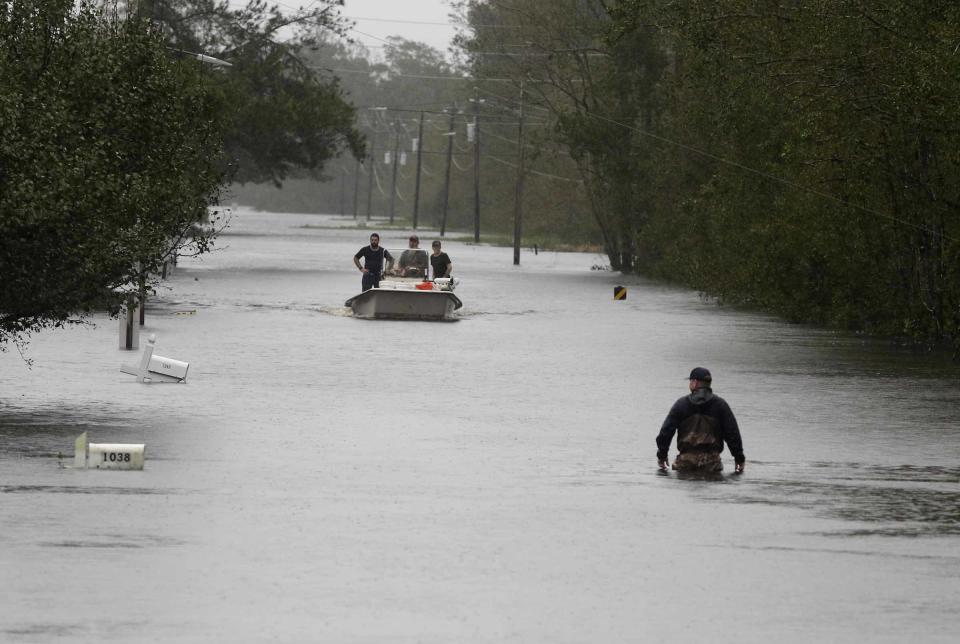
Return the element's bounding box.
[656,367,746,473]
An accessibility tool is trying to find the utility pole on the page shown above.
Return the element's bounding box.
[339,166,346,216]
[352,156,360,220]
[389,120,399,224]
[513,82,526,266]
[472,87,482,243]
[365,126,377,221]
[138,274,146,326]
[440,106,456,236]
[412,111,424,230]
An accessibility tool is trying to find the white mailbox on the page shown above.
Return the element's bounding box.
[121,334,189,383]
[73,432,145,470]
[147,355,189,381]
[88,443,145,470]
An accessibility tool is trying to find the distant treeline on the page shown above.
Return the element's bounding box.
[231,35,603,249]
[461,1,960,352]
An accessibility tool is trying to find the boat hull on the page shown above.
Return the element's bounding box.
[345,288,462,320]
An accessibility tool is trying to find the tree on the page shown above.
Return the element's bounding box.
[0,1,224,347]
[233,36,470,226]
[459,0,960,351]
[133,0,364,185]
[456,0,660,266]
[611,0,960,350]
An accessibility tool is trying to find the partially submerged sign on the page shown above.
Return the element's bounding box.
[73,432,145,470]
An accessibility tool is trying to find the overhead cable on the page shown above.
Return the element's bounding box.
[478,88,950,239]
[486,155,583,184]
[451,156,474,173]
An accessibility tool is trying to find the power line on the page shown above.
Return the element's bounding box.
[319,65,580,84]
[352,101,453,110]
[349,28,392,45]
[487,155,583,184]
[267,5,939,237]
[343,15,456,27]
[257,3,520,29]
[320,66,474,81]
[355,44,605,57]
[451,156,474,172]
[481,88,952,240]
[349,103,552,126]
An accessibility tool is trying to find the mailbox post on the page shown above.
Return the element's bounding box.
[120,334,189,383]
[119,294,139,350]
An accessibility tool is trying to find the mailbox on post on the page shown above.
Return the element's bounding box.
[120,334,189,383]
[147,354,189,381]
[73,432,145,470]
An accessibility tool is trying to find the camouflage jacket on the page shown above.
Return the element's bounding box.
[656,387,745,464]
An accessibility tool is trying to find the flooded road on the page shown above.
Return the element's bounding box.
[2,209,959,643]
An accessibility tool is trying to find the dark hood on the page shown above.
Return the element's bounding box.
[687,386,715,405]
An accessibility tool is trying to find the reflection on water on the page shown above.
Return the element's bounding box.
[39,535,185,548]
[554,456,959,536]
[0,485,173,495]
[673,469,729,482]
[2,625,82,639]
[0,410,129,459]
[690,461,960,537]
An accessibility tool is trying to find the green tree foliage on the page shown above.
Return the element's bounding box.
[319,37,467,228]
[234,25,602,248]
[0,1,224,346]
[233,36,469,228]
[456,0,647,264]
[459,0,960,350]
[609,1,960,350]
[137,0,363,185]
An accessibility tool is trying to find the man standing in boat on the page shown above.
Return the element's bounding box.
[656,367,746,473]
[353,233,394,291]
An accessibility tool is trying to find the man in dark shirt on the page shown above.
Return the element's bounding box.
[353,233,394,291]
[656,367,746,473]
[430,240,452,279]
[397,235,429,277]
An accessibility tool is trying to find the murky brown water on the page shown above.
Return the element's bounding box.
[2,209,958,642]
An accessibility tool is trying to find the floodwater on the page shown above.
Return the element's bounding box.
[2,209,959,643]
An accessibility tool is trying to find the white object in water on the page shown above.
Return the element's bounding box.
[433,277,458,291]
[121,334,189,383]
[73,432,145,470]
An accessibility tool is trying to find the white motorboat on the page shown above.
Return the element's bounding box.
[345,248,461,320]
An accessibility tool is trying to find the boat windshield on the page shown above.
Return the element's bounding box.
[384,248,430,279]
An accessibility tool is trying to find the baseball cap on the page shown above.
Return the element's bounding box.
[688,367,712,381]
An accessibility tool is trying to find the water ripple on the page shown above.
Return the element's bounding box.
[696,462,960,537]
[0,485,176,495]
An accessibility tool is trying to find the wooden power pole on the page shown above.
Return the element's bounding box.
[365,126,377,221]
[440,107,455,236]
[412,112,424,230]
[352,156,360,220]
[389,122,399,224]
[513,82,526,266]
[472,88,481,243]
